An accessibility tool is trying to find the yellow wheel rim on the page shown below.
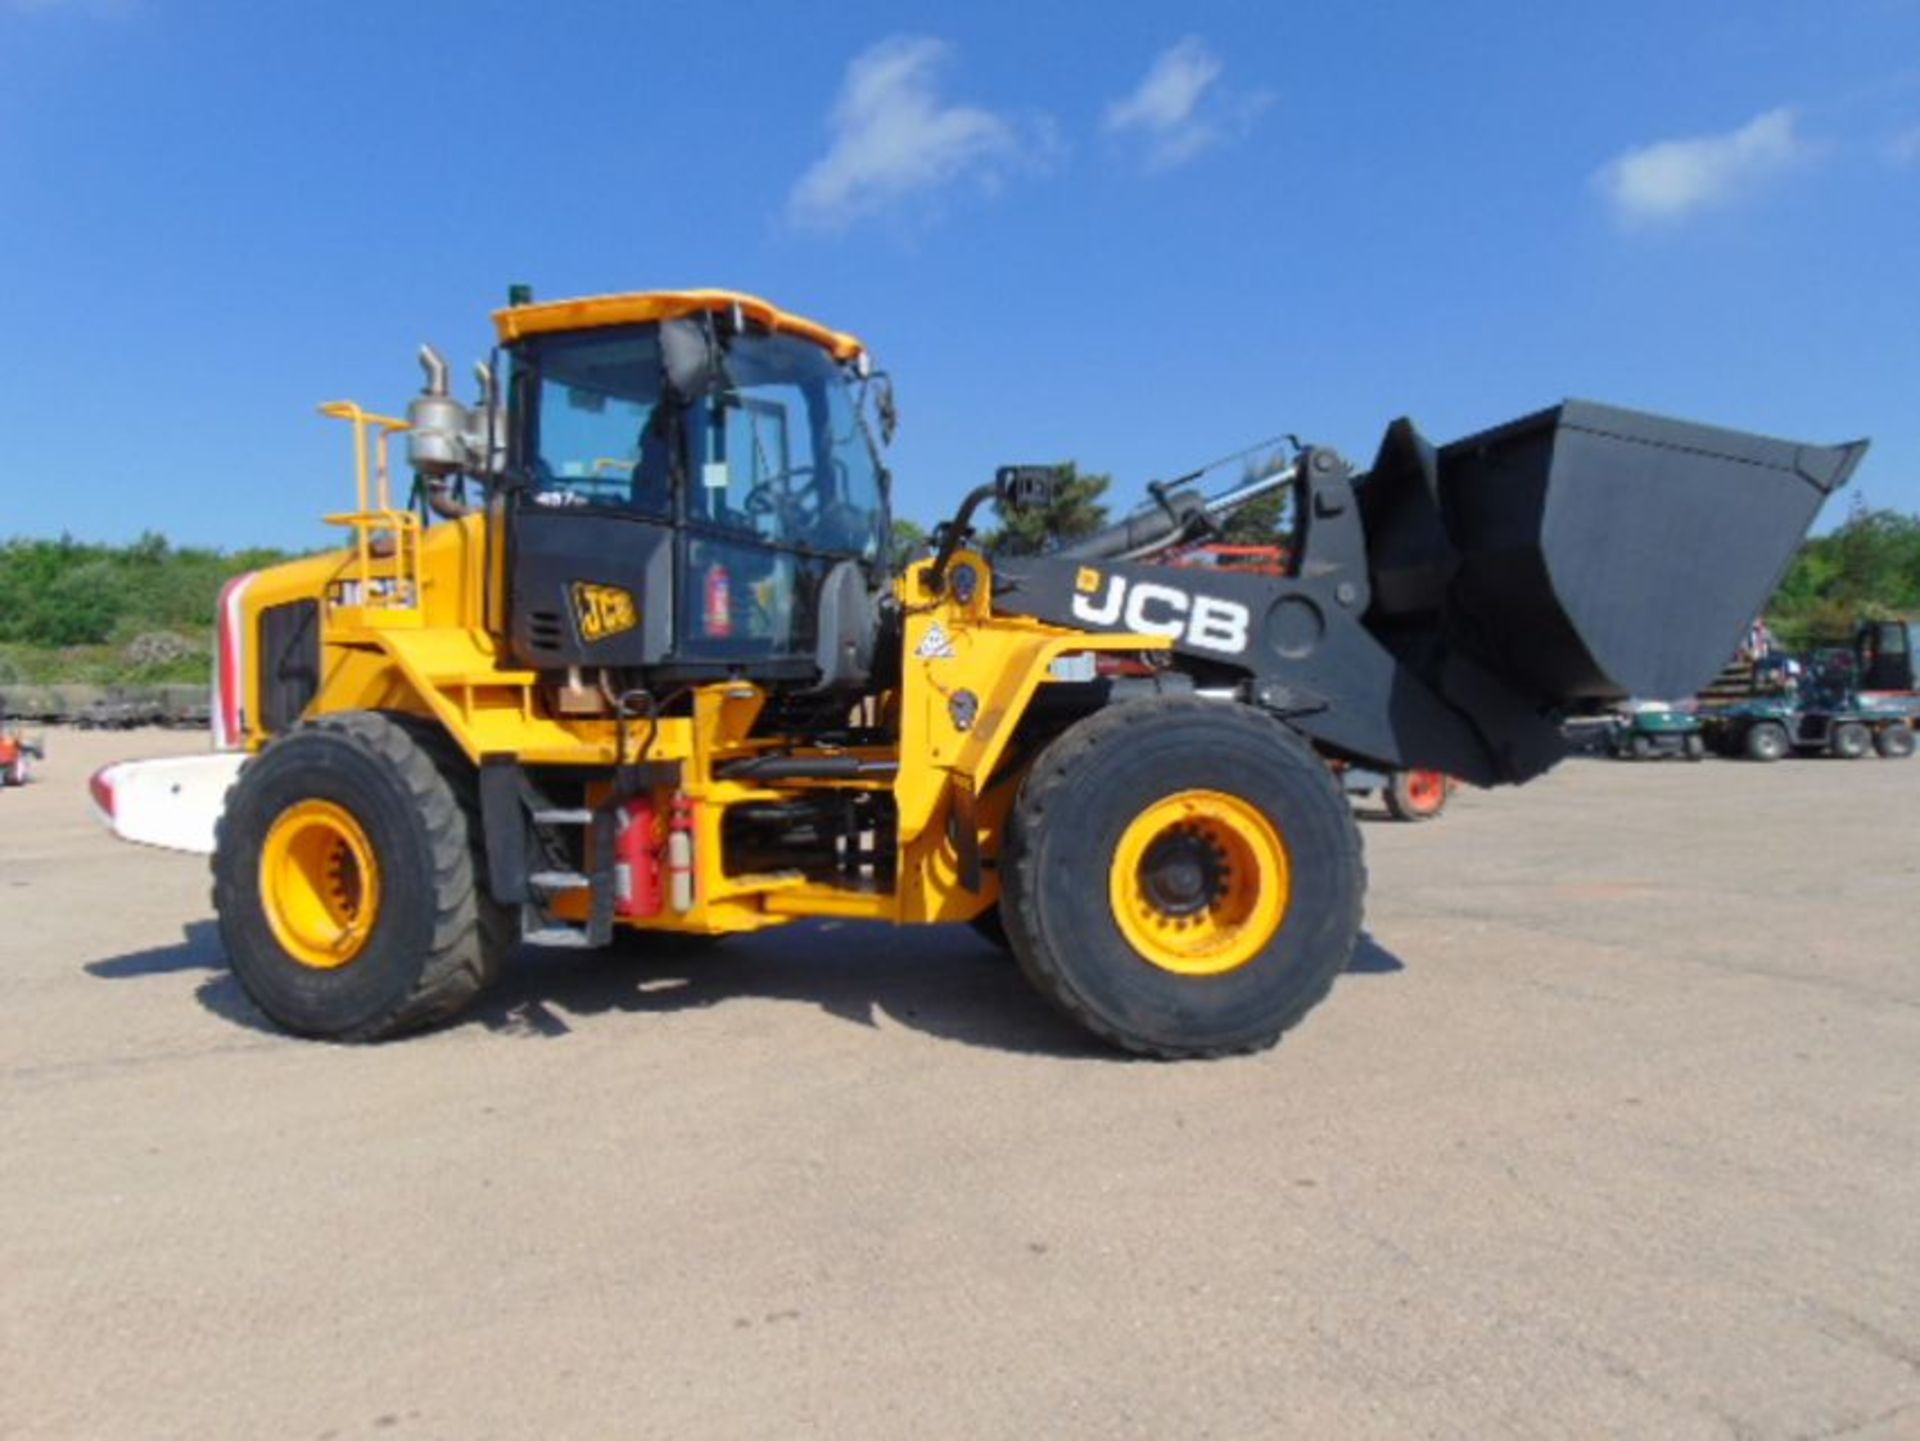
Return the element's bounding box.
[1109,789,1290,976]
[259,799,381,969]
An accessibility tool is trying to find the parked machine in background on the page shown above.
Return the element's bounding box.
[1701,649,1915,760]
[88,287,1864,1057]
[0,724,43,787]
[1847,618,1918,708]
[1605,702,1706,761]
[1337,765,1455,820]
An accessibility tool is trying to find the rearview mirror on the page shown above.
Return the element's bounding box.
[660,316,723,399]
[994,465,1063,512]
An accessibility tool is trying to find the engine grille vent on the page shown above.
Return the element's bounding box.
[527,610,565,653]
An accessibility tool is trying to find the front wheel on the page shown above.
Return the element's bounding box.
[1829,721,1872,759]
[1001,699,1363,1059]
[211,711,512,1040]
[1745,722,1789,762]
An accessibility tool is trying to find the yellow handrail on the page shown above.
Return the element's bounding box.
[318,401,422,619]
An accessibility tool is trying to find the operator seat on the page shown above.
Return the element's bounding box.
[630,403,678,517]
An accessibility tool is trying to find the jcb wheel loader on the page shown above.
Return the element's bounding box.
[93,288,1865,1057]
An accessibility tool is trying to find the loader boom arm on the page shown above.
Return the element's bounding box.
[995,402,1865,788]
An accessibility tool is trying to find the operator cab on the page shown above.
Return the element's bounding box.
[489,292,891,691]
[1856,619,1918,693]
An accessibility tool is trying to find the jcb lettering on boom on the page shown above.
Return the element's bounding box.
[1071,570,1251,656]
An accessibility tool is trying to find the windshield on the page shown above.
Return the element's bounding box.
[516,323,888,562]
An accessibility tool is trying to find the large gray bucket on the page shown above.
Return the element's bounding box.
[1362,400,1866,706]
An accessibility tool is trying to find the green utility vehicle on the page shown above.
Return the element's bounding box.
[1701,655,1915,761]
[1605,703,1706,761]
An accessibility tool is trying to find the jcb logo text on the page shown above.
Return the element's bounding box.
[572,582,638,642]
[1070,574,1250,656]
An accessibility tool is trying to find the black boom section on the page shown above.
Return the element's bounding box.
[993,405,1862,788]
[993,552,1529,786]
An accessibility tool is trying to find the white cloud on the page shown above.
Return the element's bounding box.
[788,37,1052,231]
[1104,37,1271,172]
[1595,108,1815,225]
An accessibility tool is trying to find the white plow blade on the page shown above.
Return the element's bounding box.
[89,753,246,855]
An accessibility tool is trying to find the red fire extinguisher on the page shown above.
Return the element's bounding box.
[703,561,731,637]
[667,792,696,913]
[614,795,662,918]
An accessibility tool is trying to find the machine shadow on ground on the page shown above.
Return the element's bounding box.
[86,920,1404,1059]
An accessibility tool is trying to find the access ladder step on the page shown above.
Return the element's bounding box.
[531,808,595,825]
[521,924,600,950]
[528,869,592,891]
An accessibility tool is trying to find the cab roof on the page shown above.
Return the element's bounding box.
[491,288,865,362]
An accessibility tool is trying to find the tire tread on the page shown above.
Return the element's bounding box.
[211,709,513,1040]
[1001,699,1365,1060]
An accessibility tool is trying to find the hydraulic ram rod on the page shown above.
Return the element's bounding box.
[1057,461,1301,563]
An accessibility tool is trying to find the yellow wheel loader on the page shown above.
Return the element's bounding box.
[94,287,1865,1057]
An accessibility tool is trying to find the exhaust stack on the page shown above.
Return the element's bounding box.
[407,342,470,480]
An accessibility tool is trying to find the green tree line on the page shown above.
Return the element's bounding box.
[0,533,293,684]
[1764,500,1920,648]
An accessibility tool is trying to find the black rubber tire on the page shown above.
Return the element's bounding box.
[211,711,513,1040]
[1745,722,1789,762]
[1875,724,1916,759]
[1830,721,1872,759]
[1683,733,1706,761]
[1630,734,1656,761]
[1000,698,1364,1059]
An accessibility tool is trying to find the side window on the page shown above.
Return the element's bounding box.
[686,394,811,540]
[535,383,668,515]
[524,330,673,517]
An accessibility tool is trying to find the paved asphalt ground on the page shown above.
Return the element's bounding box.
[2,727,1916,1440]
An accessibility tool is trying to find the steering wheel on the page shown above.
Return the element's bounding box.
[743,465,823,533]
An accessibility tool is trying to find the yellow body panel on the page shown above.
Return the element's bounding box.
[231,338,1166,940]
[235,512,1163,937]
[492,289,864,362]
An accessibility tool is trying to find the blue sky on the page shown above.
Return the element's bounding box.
[1,0,1916,550]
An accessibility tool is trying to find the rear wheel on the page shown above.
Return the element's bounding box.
[1630,734,1656,761]
[1001,699,1363,1059]
[1683,733,1706,761]
[212,711,513,1040]
[1876,724,1916,759]
[1830,721,1872,759]
[1384,769,1449,821]
[1745,722,1789,762]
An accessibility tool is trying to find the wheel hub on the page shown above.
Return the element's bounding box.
[1108,790,1291,977]
[259,799,381,970]
[1139,828,1228,916]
